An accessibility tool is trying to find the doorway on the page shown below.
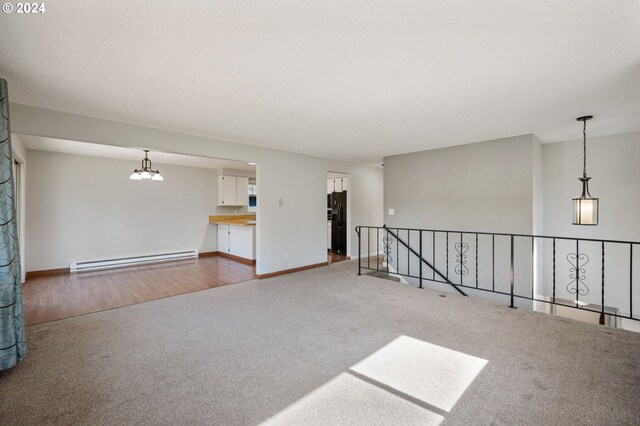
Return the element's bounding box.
[16,134,260,324]
[327,172,349,263]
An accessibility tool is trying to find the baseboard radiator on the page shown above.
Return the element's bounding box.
[70,250,199,272]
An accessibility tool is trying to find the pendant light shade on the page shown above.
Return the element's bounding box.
[572,116,598,225]
[573,180,598,225]
[130,150,163,182]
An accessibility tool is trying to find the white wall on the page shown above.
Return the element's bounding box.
[384,134,538,233]
[26,150,220,271]
[11,104,384,275]
[382,135,538,302]
[257,150,327,272]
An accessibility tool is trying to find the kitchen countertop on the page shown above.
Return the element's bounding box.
[209,214,256,226]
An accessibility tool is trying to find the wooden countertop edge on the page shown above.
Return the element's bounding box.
[209,214,257,226]
[209,220,256,226]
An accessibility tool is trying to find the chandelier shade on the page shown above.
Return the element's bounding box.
[130,150,163,182]
[572,178,598,225]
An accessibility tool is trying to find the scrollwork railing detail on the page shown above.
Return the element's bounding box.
[566,252,589,296]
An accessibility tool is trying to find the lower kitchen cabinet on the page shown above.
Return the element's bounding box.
[217,224,256,261]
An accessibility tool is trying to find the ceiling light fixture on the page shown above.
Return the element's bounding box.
[572,116,597,225]
[130,149,163,181]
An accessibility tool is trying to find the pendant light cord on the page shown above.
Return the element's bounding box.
[582,118,587,178]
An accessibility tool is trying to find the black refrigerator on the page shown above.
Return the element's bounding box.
[331,190,347,255]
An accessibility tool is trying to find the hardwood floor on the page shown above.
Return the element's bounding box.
[328,251,349,264]
[22,256,256,326]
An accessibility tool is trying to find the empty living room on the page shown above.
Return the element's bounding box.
[1,1,639,425]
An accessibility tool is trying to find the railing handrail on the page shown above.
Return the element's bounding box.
[355,225,640,246]
[385,227,467,296]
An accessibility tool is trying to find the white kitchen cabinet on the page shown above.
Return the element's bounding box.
[327,177,348,193]
[235,177,249,206]
[218,176,249,206]
[229,225,256,260]
[217,224,230,254]
[217,224,256,261]
[218,176,237,206]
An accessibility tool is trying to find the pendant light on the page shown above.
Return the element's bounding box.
[572,116,597,225]
[129,150,163,181]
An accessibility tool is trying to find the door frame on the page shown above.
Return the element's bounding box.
[12,152,26,283]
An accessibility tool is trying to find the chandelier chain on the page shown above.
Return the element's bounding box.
[582,119,587,178]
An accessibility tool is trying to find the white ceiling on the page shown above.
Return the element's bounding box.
[1,1,639,164]
[17,134,256,171]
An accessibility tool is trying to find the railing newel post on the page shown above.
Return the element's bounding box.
[367,227,371,270]
[386,227,390,275]
[376,228,380,271]
[419,230,423,289]
[492,234,495,292]
[433,231,436,281]
[459,232,463,286]
[396,228,399,276]
[510,235,515,309]
[575,240,580,308]
[552,238,556,304]
[446,232,449,281]
[600,241,605,325]
[407,230,410,276]
[475,233,479,289]
[357,226,361,276]
[630,244,634,320]
[531,237,534,300]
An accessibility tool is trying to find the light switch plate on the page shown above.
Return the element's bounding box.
[388,208,395,215]
[278,198,284,207]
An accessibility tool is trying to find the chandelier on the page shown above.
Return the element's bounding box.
[129,150,163,181]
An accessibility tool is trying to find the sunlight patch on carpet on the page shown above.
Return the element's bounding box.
[351,335,487,412]
[261,373,443,425]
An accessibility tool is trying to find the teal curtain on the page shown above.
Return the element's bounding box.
[0,78,26,370]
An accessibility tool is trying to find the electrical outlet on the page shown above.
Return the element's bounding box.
[388,208,395,215]
[283,252,288,260]
[278,198,284,207]
[177,242,181,248]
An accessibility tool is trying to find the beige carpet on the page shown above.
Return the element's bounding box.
[1,260,639,425]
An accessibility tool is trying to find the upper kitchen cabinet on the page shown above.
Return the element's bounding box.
[327,177,348,193]
[218,176,249,206]
[236,177,249,205]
